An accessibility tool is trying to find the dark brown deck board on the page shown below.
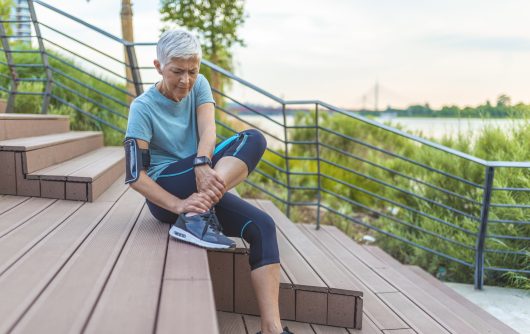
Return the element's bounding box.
[244,314,315,334]
[218,312,247,334]
[379,292,450,334]
[83,206,167,334]
[257,200,362,297]
[0,199,82,275]
[157,239,219,334]
[297,224,407,331]
[11,190,145,334]
[0,199,115,333]
[0,197,55,238]
[407,265,518,334]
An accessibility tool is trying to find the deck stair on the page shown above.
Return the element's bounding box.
[0,114,124,202]
[0,186,519,333]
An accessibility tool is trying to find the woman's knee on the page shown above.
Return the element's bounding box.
[243,128,267,155]
[242,212,280,270]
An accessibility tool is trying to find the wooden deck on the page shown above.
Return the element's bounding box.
[0,176,517,334]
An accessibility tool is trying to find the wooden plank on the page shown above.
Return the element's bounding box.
[40,179,65,199]
[67,149,124,182]
[2,118,69,140]
[257,200,362,297]
[0,195,29,215]
[300,224,396,293]
[209,251,235,312]
[373,266,486,334]
[157,280,219,334]
[26,146,118,180]
[0,151,16,194]
[244,314,314,334]
[23,133,103,173]
[407,266,518,334]
[94,173,128,203]
[321,225,387,269]
[87,157,125,201]
[346,314,383,334]
[15,152,40,197]
[65,181,87,201]
[83,206,167,334]
[0,200,82,275]
[0,197,55,238]
[0,131,101,151]
[381,330,415,334]
[378,292,450,334]
[218,312,247,334]
[313,324,349,333]
[0,198,115,333]
[363,246,403,269]
[10,191,145,334]
[156,229,219,334]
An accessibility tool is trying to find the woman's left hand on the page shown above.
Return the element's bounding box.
[195,165,226,203]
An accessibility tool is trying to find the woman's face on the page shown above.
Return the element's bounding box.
[155,56,200,102]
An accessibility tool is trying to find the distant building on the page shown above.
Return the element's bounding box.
[14,0,31,43]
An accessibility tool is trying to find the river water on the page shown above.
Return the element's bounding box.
[236,114,524,149]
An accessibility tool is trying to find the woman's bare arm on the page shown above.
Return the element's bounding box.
[127,139,212,214]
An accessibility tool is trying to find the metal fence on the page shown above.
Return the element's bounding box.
[1,0,528,289]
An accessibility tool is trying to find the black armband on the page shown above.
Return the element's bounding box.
[124,138,151,184]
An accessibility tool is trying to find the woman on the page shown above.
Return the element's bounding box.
[124,29,293,334]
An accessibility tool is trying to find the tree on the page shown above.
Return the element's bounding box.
[159,0,246,104]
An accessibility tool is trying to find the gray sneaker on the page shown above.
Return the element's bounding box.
[169,209,235,249]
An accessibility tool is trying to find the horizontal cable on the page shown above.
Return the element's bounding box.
[0,61,44,68]
[488,219,530,225]
[49,66,129,108]
[0,87,45,95]
[493,186,530,192]
[43,38,128,82]
[38,21,127,66]
[484,248,528,256]
[483,266,529,274]
[321,186,476,239]
[489,203,530,209]
[322,175,476,235]
[51,94,125,134]
[320,202,474,267]
[0,49,41,54]
[46,52,133,98]
[319,126,484,189]
[212,88,285,127]
[53,81,128,120]
[243,179,288,204]
[320,158,480,222]
[319,141,481,206]
[486,234,530,241]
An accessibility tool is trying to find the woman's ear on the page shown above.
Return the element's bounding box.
[154,59,163,75]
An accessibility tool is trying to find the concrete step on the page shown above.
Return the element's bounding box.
[0,114,70,140]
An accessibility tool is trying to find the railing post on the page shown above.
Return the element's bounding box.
[282,103,292,218]
[315,103,322,229]
[474,165,494,290]
[0,20,17,113]
[125,43,143,96]
[27,0,53,114]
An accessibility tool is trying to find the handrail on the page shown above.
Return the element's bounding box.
[0,0,526,290]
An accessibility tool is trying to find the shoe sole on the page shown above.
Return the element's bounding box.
[169,225,234,249]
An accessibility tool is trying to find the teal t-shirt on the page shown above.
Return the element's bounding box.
[125,74,215,180]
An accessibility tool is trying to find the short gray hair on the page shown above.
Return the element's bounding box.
[156,29,202,69]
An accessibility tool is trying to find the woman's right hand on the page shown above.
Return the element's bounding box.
[173,192,212,214]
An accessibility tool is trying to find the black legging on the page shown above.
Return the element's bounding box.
[146,129,280,270]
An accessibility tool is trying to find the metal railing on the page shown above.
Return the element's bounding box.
[0,0,528,289]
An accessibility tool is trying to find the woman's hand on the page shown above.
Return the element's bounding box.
[195,165,226,203]
[173,192,212,214]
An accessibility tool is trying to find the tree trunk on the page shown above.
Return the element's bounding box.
[121,0,135,103]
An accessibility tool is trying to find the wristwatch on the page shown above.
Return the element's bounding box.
[193,156,212,168]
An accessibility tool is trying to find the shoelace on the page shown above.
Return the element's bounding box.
[200,209,223,234]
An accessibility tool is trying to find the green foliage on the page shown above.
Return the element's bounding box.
[0,0,14,36]
[160,0,246,72]
[0,43,128,145]
[238,111,530,289]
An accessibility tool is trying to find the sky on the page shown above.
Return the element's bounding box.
[38,0,530,109]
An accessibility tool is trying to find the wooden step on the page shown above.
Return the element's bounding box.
[26,147,125,202]
[251,200,364,329]
[0,131,103,174]
[0,114,69,140]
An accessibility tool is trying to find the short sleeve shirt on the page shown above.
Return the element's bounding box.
[125,74,215,180]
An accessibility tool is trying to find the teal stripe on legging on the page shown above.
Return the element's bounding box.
[213,133,239,155]
[240,220,253,238]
